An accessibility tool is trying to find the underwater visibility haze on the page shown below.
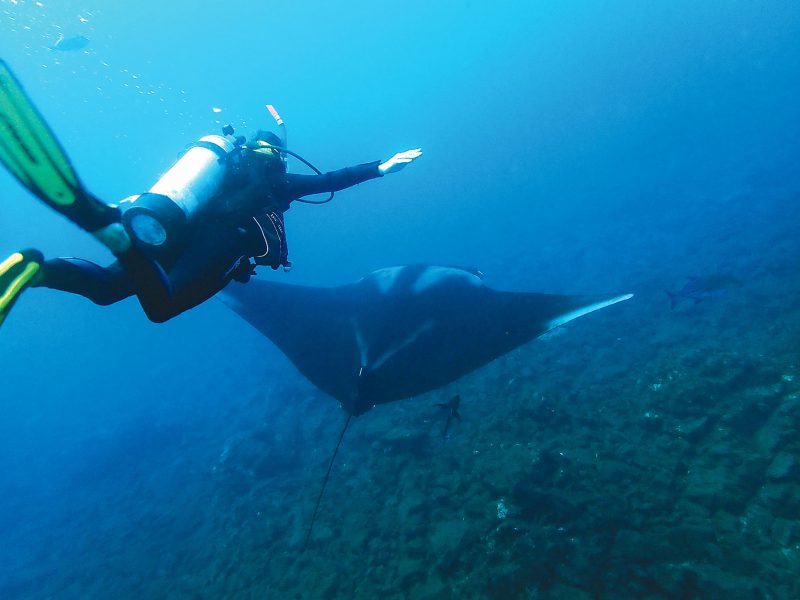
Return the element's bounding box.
[1,1,799,598]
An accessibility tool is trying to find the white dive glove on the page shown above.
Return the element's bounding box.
[378,148,423,175]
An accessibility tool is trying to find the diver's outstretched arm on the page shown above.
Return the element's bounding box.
[34,257,135,306]
[284,147,423,199]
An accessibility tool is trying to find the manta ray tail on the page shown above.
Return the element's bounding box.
[303,413,352,550]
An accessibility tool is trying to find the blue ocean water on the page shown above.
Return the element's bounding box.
[1,1,798,597]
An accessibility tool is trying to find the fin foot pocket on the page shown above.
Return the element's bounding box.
[0,249,43,327]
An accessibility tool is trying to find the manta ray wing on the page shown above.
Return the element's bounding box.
[221,280,362,403]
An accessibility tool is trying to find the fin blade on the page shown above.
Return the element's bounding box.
[0,60,79,206]
[0,249,43,328]
[0,60,119,233]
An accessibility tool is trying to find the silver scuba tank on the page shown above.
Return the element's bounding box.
[120,133,238,252]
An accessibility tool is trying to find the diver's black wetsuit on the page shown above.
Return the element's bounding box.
[38,162,382,322]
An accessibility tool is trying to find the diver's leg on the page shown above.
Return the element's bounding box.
[141,221,247,322]
[114,249,177,322]
[163,253,242,319]
[34,257,134,305]
[33,251,190,322]
[118,222,244,323]
[7,243,241,325]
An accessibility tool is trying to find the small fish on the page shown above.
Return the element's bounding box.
[435,394,462,437]
[666,274,741,309]
[49,34,90,52]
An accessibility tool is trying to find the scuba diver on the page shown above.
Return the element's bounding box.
[0,60,422,325]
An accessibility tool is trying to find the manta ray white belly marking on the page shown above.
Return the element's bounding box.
[352,317,369,367]
[411,266,482,295]
[351,316,435,370]
[368,266,404,295]
[371,320,434,369]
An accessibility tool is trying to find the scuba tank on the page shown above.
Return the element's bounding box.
[120,128,243,255]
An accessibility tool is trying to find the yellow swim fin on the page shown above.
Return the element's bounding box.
[0,249,43,328]
[0,60,128,253]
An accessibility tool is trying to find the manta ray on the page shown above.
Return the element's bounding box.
[221,265,632,415]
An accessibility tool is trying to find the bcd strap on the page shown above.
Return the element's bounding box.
[251,212,288,269]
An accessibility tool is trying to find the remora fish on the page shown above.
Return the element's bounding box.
[49,34,90,52]
[436,394,462,437]
[666,274,741,308]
